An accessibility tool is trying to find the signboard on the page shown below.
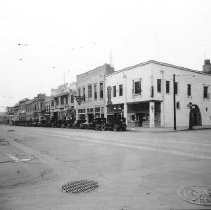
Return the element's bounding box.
[75,96,85,105]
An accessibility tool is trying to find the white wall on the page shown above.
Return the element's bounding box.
[151,63,211,127]
[105,62,211,127]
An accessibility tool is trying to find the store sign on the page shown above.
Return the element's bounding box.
[75,96,85,105]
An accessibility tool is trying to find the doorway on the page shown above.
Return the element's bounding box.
[189,104,202,127]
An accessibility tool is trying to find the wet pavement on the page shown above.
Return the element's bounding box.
[0,125,211,210]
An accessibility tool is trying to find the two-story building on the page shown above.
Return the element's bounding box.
[32,94,46,121]
[51,82,76,120]
[105,60,211,128]
[44,96,53,121]
[25,99,33,121]
[75,63,114,122]
[18,98,30,121]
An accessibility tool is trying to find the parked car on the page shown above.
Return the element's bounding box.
[101,115,126,131]
[87,117,106,130]
[72,119,87,129]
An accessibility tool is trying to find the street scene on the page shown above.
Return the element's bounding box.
[1,0,211,209]
[0,125,211,210]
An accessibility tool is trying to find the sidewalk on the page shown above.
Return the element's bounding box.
[127,125,211,132]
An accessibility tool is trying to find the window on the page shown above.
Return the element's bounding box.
[88,85,92,98]
[113,86,116,97]
[61,96,64,105]
[157,79,161,93]
[176,102,180,109]
[174,82,178,94]
[166,81,170,94]
[204,86,209,99]
[119,84,123,96]
[187,84,191,97]
[100,82,103,98]
[82,87,86,101]
[78,88,81,96]
[94,84,97,99]
[134,80,141,94]
[71,95,74,103]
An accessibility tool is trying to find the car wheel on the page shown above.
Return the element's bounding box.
[95,124,99,131]
[113,124,118,131]
[101,124,106,131]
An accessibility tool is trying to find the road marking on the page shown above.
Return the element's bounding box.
[7,153,31,162]
[17,130,211,160]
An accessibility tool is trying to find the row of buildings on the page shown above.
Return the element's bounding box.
[5,59,211,128]
[6,82,76,123]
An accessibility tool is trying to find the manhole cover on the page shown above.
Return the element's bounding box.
[177,185,211,206]
[62,180,99,194]
[8,130,15,132]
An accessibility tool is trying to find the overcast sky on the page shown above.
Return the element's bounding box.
[0,0,211,111]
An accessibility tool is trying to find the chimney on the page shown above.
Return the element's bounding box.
[203,59,211,74]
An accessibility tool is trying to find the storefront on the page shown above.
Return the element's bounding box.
[107,103,124,117]
[94,107,100,118]
[78,109,85,120]
[127,101,161,127]
[87,108,94,123]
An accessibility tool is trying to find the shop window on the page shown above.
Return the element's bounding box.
[113,86,116,97]
[95,107,100,112]
[101,107,104,114]
[78,109,85,113]
[166,81,170,94]
[157,79,161,93]
[71,95,74,103]
[119,84,123,96]
[187,84,191,97]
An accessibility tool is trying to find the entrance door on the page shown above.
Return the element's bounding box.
[87,113,94,123]
[189,105,202,128]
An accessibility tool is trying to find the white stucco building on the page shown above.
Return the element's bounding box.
[105,60,211,128]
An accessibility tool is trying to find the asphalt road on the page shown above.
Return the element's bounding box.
[0,125,211,210]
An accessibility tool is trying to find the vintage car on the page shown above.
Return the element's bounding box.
[101,115,126,131]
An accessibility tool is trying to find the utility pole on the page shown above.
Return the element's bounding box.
[173,74,176,130]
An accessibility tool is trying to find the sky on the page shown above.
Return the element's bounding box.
[0,0,211,111]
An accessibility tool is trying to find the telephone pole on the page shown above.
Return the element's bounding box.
[173,74,176,130]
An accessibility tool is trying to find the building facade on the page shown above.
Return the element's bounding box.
[51,82,76,120]
[105,60,211,128]
[25,100,33,121]
[17,98,30,121]
[75,63,114,122]
[30,94,46,121]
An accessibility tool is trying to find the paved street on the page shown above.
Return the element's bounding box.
[0,125,211,210]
